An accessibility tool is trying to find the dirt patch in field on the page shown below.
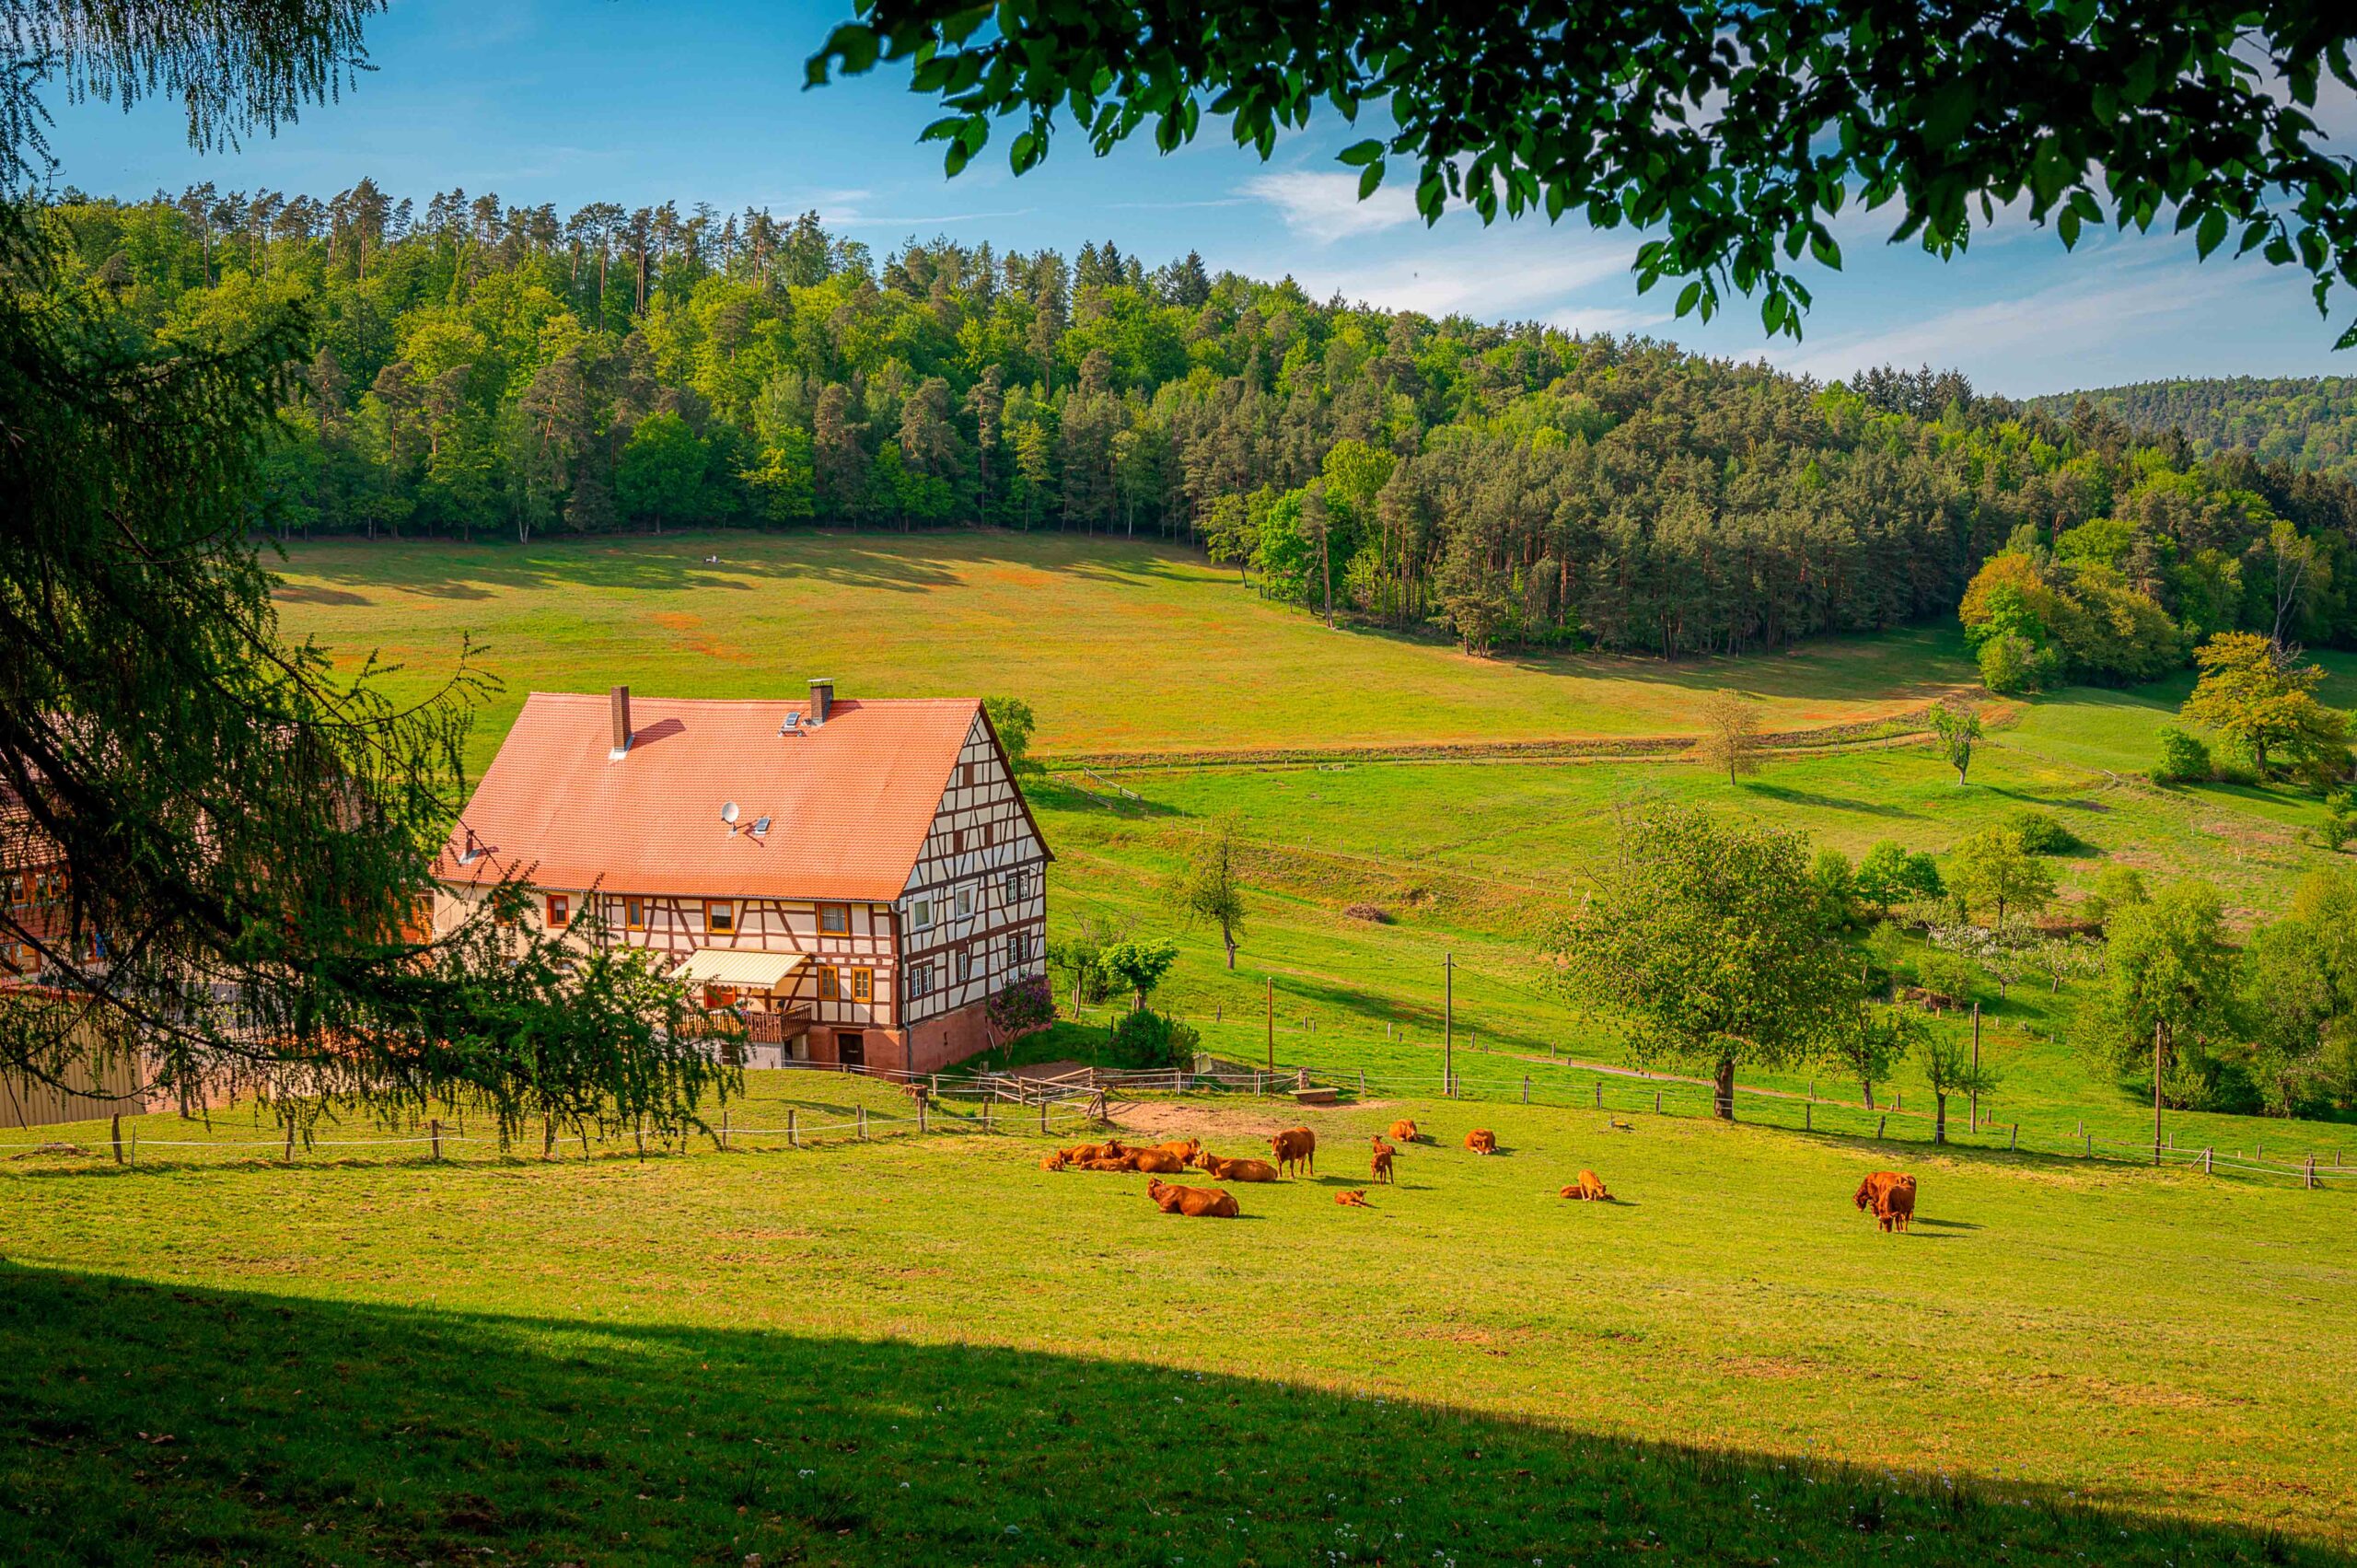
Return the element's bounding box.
[1108,1099,1360,1142]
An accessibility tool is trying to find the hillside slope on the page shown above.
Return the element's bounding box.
[2033,376,2357,479]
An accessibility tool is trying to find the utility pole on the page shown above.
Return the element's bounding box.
[1970,1003,1981,1132]
[1443,952,1455,1097]
[1265,975,1274,1072]
[2154,1017,2165,1164]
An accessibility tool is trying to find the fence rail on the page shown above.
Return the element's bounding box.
[3,1056,2348,1190]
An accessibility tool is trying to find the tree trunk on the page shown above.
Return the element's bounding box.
[1713,1056,1736,1120]
[1933,1091,1947,1144]
[1223,927,1237,970]
[1860,1077,1875,1110]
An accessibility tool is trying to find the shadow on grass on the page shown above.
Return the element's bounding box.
[1745,783,1919,819]
[1,1264,2326,1567]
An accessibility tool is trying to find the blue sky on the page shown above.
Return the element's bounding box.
[41,0,2357,397]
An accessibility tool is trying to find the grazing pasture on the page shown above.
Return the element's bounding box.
[3,1077,2352,1564]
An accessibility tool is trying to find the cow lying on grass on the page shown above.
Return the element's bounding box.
[1464,1129,1498,1155]
[1335,1190,1372,1208]
[1193,1152,1280,1182]
[1370,1137,1396,1184]
[1271,1126,1317,1177]
[1561,1169,1612,1202]
[1388,1119,1420,1144]
[1146,1178,1239,1218]
[1854,1171,1917,1233]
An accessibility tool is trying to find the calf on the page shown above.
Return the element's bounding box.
[1853,1171,1910,1218]
[1270,1126,1318,1177]
[1370,1136,1397,1184]
[1875,1177,1918,1234]
[1334,1190,1372,1208]
[1464,1129,1498,1155]
[1145,1178,1240,1218]
[1039,1152,1069,1172]
[1560,1169,1612,1202]
[1388,1119,1420,1144]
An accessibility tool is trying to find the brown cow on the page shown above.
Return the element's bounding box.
[1335,1190,1372,1208]
[1078,1156,1132,1172]
[1061,1142,1114,1164]
[1197,1154,1281,1182]
[1370,1136,1397,1184]
[1146,1178,1240,1218]
[1039,1152,1069,1172]
[1270,1126,1317,1177]
[1464,1129,1498,1155]
[1560,1169,1612,1202]
[1388,1119,1420,1144]
[1144,1138,1202,1161]
[1129,1148,1190,1175]
[1875,1178,1918,1234]
[1853,1171,1910,1218]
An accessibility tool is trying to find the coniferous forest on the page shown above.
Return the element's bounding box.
[2031,377,2357,482]
[45,182,2357,667]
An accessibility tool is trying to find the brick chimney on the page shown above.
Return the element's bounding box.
[808,678,833,726]
[609,685,633,758]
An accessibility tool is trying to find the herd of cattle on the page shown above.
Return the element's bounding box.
[1038,1117,1631,1219]
[1039,1116,1926,1231]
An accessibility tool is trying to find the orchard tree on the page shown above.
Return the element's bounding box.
[2181,632,2351,778]
[1552,807,1855,1120]
[1173,819,1248,970]
[1855,840,1943,916]
[2089,879,2237,1108]
[1945,827,2056,927]
[1097,936,1179,1013]
[1827,1004,1924,1111]
[810,5,2357,346]
[1917,1024,2003,1144]
[1930,700,1984,785]
[1694,688,1763,785]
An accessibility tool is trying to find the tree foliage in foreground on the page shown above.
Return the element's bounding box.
[0,0,726,1135]
[1551,807,1853,1119]
[813,3,2357,343]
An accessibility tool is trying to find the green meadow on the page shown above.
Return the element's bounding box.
[4,1077,2351,1564]
[9,529,2351,1564]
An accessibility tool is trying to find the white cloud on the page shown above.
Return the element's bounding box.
[1283,240,1635,319]
[1241,170,1420,242]
[1770,248,2245,386]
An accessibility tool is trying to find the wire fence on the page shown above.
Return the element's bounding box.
[2,1056,2348,1190]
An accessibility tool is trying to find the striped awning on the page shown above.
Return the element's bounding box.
[673,948,806,990]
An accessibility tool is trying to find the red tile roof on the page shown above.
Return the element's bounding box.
[439,692,995,902]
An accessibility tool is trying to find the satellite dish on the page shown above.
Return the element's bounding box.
[720,801,740,826]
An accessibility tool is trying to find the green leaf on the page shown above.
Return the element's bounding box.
[1338,138,1385,168]
[2195,206,2227,260]
[1675,279,1703,317]
[1358,161,1386,200]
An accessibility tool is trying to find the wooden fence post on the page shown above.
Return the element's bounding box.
[430,1118,442,1161]
[1654,1090,1662,1115]
[1875,1115,1887,1140]
[2010,1123,2018,1152]
[858,1105,868,1141]
[126,1126,136,1168]
[1804,1102,1810,1132]
[110,1113,122,1166]
[543,1116,555,1161]
[1522,1075,1530,1105]
[918,1098,929,1134]
[788,1107,799,1149]
[2307,1155,2317,1191]
[1593,1081,1601,1109]
[721,1108,730,1152]
[2084,1132,2093,1157]
[981,1100,992,1135]
[1039,1098,1049,1134]
[2203,1146,2212,1175]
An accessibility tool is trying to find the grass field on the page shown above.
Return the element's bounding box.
[20,529,2333,1563]
[268,531,1979,778]
[5,1075,2352,1564]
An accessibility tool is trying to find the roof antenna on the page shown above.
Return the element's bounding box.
[721,801,740,833]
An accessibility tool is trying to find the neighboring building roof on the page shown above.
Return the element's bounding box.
[440,692,1035,902]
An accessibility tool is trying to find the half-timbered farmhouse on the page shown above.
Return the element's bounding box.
[434,680,1050,1075]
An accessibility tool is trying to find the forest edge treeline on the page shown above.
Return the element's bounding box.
[45,183,2357,669]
